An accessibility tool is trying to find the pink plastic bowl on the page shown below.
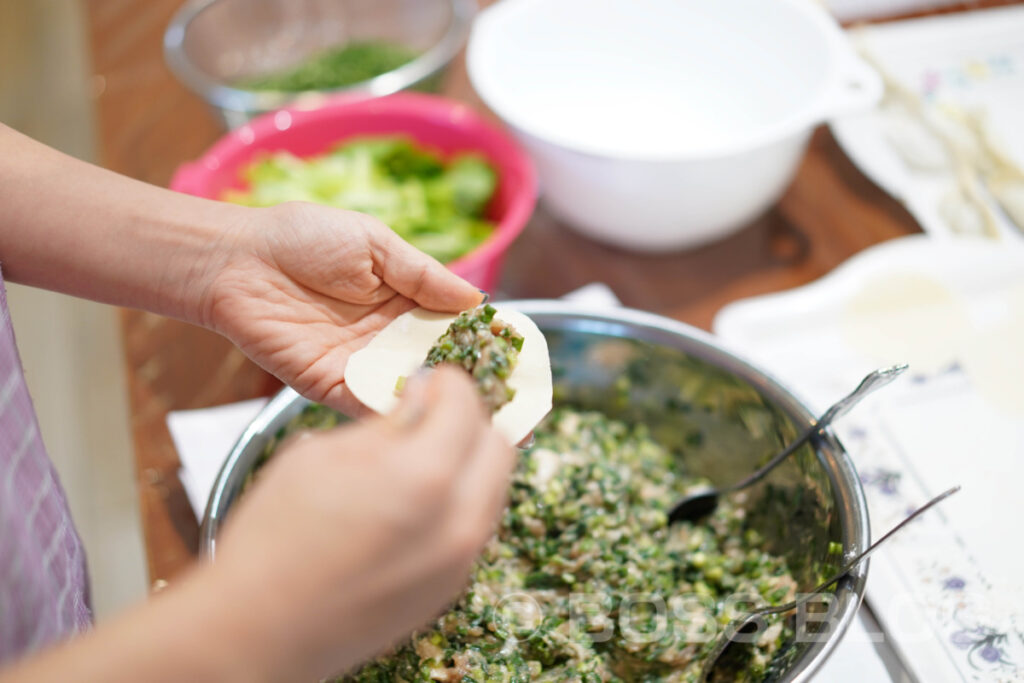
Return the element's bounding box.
[170,93,537,291]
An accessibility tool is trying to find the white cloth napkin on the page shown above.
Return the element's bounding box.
[167,281,890,680]
[168,398,268,519]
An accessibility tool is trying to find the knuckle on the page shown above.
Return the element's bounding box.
[397,458,455,507]
[353,211,390,244]
[405,261,432,299]
[270,200,313,223]
[434,367,484,410]
[447,516,489,561]
[361,212,390,234]
[485,426,513,459]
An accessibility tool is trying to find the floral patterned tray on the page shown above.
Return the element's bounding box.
[714,235,1024,682]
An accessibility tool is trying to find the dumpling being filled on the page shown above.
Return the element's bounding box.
[420,304,524,413]
[344,304,552,444]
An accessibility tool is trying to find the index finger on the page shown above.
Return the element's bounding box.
[393,366,491,472]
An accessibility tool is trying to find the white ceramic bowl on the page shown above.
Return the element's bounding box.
[467,0,882,250]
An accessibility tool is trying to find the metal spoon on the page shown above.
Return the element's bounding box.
[697,485,960,682]
[667,364,909,525]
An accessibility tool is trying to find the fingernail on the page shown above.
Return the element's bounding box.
[478,289,490,304]
[389,369,433,430]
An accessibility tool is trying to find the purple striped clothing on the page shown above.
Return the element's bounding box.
[0,268,91,663]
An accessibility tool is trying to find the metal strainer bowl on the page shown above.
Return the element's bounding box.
[165,0,475,128]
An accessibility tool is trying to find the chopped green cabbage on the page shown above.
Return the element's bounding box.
[223,137,499,263]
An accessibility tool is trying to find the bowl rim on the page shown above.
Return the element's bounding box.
[466,0,881,162]
[168,91,538,275]
[201,300,869,682]
[164,0,477,115]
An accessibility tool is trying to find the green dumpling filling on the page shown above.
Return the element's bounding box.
[423,304,524,413]
[338,409,798,682]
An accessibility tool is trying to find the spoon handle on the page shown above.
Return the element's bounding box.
[818,363,909,425]
[724,364,908,493]
[761,484,960,616]
[699,485,960,683]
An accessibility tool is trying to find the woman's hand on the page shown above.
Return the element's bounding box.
[0,126,512,683]
[0,368,512,683]
[208,367,514,681]
[2,125,482,415]
[199,202,483,414]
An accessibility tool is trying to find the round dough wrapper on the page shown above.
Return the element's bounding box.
[840,272,970,374]
[344,306,553,444]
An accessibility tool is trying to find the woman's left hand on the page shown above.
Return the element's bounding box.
[199,202,483,415]
[1,127,483,415]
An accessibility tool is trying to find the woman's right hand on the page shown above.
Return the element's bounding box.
[208,367,514,682]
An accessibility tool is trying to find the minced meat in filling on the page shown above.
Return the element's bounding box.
[422,304,524,413]
[340,409,798,683]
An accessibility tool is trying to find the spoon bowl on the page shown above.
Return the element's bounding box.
[668,364,909,525]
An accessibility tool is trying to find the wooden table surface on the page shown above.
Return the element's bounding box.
[83,0,939,585]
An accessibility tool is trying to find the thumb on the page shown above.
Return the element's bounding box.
[368,219,485,312]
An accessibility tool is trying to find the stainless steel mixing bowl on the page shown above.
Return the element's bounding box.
[201,301,869,681]
[164,0,476,129]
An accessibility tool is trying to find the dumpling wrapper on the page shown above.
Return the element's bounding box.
[344,306,553,445]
